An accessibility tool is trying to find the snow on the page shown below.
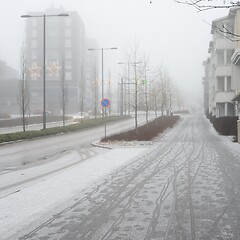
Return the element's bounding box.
[0,147,147,240]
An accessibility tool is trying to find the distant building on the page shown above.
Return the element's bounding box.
[24,6,86,114]
[0,60,18,81]
[0,60,19,114]
[85,39,100,116]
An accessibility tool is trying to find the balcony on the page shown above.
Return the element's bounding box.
[215,65,232,76]
[231,48,240,65]
[215,91,235,103]
[215,38,234,50]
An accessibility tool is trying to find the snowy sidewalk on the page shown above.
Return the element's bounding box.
[0,147,147,240]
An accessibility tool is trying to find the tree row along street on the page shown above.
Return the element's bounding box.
[1,115,240,239]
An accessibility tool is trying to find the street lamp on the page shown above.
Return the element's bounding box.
[88,47,117,119]
[21,13,69,130]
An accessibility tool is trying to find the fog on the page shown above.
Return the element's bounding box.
[0,0,228,110]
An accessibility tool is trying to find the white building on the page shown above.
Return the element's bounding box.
[207,12,236,117]
[203,8,240,118]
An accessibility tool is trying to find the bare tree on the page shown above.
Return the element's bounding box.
[165,73,175,115]
[17,43,30,132]
[60,58,68,127]
[156,66,167,116]
[127,39,143,130]
[141,54,151,125]
[149,76,161,120]
[173,0,240,11]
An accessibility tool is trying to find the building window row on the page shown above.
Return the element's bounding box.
[217,76,231,92]
[216,49,234,65]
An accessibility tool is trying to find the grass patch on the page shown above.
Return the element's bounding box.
[0,116,129,144]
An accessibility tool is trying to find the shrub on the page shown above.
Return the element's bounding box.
[101,115,180,142]
[210,116,238,136]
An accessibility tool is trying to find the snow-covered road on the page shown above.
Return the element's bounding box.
[0,147,147,239]
[1,114,240,240]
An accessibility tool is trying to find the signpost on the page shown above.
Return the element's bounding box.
[101,98,110,108]
[101,98,110,139]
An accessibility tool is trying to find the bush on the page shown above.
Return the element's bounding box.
[101,115,180,142]
[208,116,238,136]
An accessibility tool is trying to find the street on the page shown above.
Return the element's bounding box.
[2,114,240,240]
[0,115,151,174]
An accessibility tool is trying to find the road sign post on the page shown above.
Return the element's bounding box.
[101,98,110,139]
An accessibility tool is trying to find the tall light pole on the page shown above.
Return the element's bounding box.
[88,47,117,118]
[21,13,69,130]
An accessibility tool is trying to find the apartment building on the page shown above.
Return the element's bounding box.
[24,6,86,114]
[0,60,19,114]
[231,8,240,115]
[204,7,240,118]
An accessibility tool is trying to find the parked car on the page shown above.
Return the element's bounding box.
[33,109,51,116]
[72,112,89,122]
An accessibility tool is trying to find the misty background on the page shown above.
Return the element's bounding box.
[0,0,228,111]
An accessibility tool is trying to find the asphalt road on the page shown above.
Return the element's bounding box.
[0,115,149,174]
[12,115,240,240]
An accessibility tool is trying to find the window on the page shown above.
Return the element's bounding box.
[46,39,59,49]
[31,40,37,49]
[31,29,37,38]
[47,28,59,38]
[65,71,72,80]
[65,39,72,48]
[47,18,58,28]
[31,51,37,60]
[64,60,72,69]
[226,49,234,64]
[217,76,231,92]
[217,77,224,92]
[65,18,72,26]
[65,49,72,59]
[65,28,71,38]
[31,92,38,97]
[31,19,37,27]
[46,50,58,60]
[226,76,231,91]
[217,50,224,65]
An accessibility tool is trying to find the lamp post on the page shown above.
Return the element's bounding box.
[21,13,69,130]
[88,47,117,119]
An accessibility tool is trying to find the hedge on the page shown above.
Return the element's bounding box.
[0,116,129,144]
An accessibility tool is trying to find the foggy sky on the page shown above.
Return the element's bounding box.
[0,0,228,109]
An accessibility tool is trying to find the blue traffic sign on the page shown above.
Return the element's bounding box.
[101,98,110,107]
